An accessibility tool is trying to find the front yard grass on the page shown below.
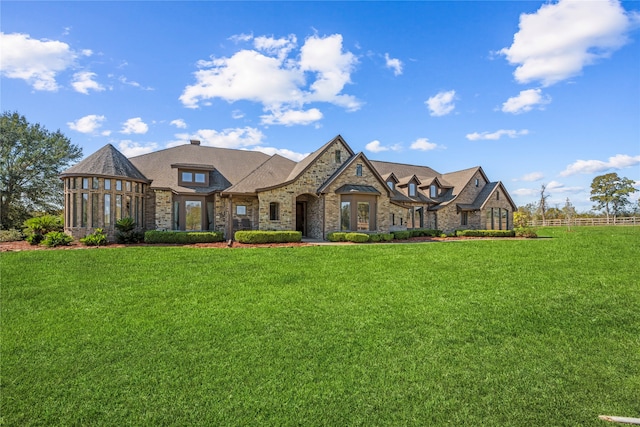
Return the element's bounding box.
[1,226,639,425]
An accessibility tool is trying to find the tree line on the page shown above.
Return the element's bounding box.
[515,174,638,227]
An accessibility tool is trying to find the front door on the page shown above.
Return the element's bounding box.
[296,202,306,236]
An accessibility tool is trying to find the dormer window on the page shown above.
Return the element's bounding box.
[497,191,500,200]
[356,164,363,177]
[179,170,208,186]
[430,184,437,198]
[387,181,394,191]
[475,178,480,187]
[409,183,416,197]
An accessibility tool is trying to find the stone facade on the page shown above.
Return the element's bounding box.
[154,190,172,230]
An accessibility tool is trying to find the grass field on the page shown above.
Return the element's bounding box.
[2,227,639,426]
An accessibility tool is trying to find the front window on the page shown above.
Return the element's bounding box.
[236,205,246,215]
[357,202,370,231]
[195,173,206,183]
[116,180,122,191]
[340,195,376,231]
[409,183,416,197]
[461,211,468,226]
[82,178,89,189]
[356,164,363,177]
[185,201,202,231]
[180,170,209,186]
[104,194,111,226]
[340,201,351,230]
[92,177,99,190]
[269,202,280,221]
[430,185,437,198]
[335,150,341,163]
[92,193,99,227]
[104,179,111,190]
[182,172,193,183]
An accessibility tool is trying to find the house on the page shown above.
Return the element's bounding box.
[60,135,516,241]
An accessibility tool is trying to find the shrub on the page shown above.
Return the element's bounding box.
[344,232,370,243]
[80,228,108,246]
[234,230,302,244]
[392,230,411,240]
[327,232,347,242]
[115,217,144,244]
[0,229,24,242]
[144,230,225,244]
[368,233,394,243]
[409,228,442,238]
[456,229,515,238]
[369,233,382,243]
[514,227,538,238]
[41,231,73,248]
[23,215,63,245]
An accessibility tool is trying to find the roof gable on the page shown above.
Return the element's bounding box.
[285,135,354,182]
[317,152,391,196]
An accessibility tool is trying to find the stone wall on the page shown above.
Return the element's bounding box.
[322,159,391,238]
[154,190,172,230]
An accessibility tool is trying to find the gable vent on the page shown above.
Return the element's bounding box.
[190,139,201,146]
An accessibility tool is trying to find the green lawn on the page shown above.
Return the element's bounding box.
[2,227,639,426]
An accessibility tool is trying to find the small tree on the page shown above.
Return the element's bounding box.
[590,173,637,223]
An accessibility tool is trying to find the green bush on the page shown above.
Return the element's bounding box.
[115,217,144,244]
[392,230,411,240]
[514,227,538,238]
[368,233,394,243]
[41,231,73,248]
[23,215,63,245]
[456,229,515,238]
[409,228,442,238]
[80,228,108,246]
[0,229,24,242]
[144,230,225,244]
[234,230,302,244]
[327,232,347,242]
[344,232,370,243]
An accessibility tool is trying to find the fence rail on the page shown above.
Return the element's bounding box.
[529,217,639,227]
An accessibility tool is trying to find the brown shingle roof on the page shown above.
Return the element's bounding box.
[129,144,270,193]
[225,154,297,195]
[60,144,148,181]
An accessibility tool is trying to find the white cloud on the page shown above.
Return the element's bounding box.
[67,114,106,134]
[499,0,637,86]
[119,76,153,91]
[180,33,361,122]
[546,180,583,193]
[513,171,544,182]
[384,53,403,76]
[167,127,265,149]
[117,140,158,157]
[260,108,323,126]
[71,71,105,94]
[120,117,149,134]
[410,138,441,151]
[299,34,360,110]
[365,140,401,153]
[513,188,538,197]
[252,146,308,162]
[425,90,456,117]
[231,110,245,119]
[560,154,640,176]
[254,34,297,59]
[466,129,529,141]
[170,119,187,129]
[0,32,77,91]
[502,88,551,114]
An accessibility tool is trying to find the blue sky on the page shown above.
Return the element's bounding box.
[2,0,639,212]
